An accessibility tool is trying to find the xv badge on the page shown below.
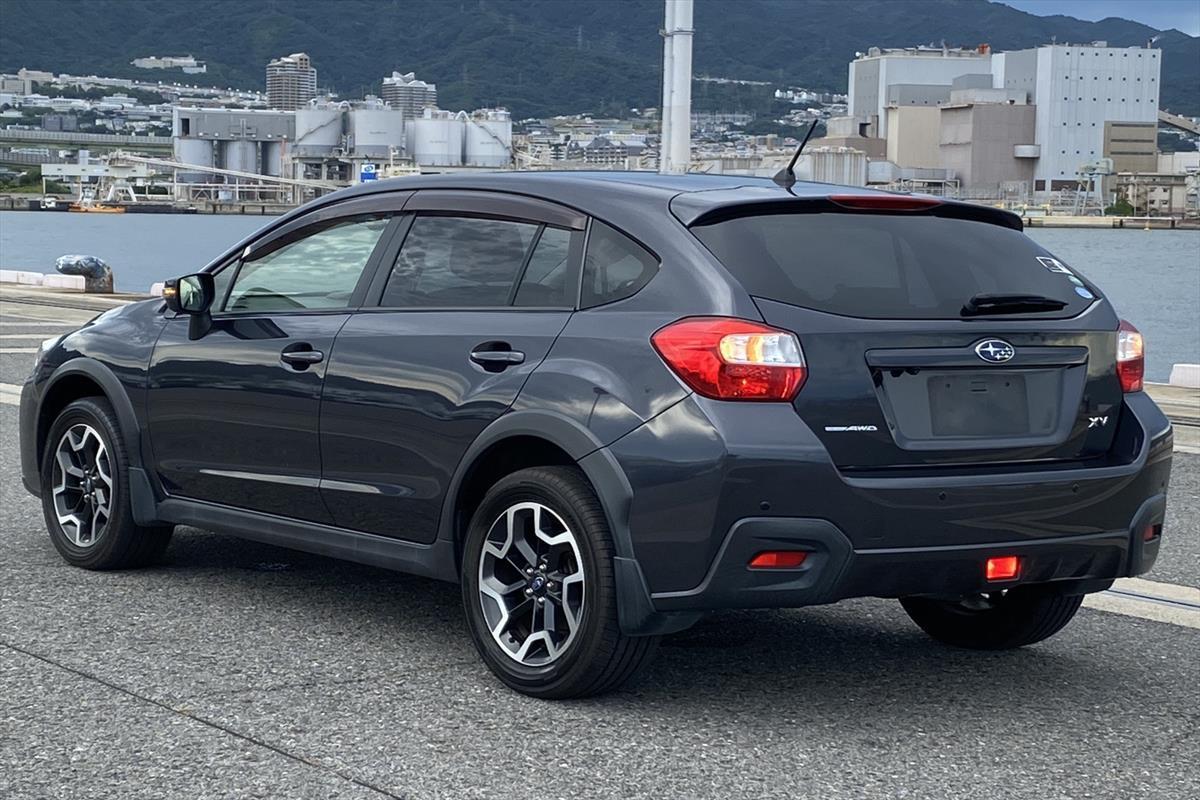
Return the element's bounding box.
[1088,416,1109,429]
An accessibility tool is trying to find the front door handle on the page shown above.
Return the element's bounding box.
[280,344,324,368]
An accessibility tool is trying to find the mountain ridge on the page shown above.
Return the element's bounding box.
[1,0,1195,118]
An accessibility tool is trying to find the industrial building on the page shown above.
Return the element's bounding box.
[842,41,1175,203]
[382,72,437,117]
[266,53,317,110]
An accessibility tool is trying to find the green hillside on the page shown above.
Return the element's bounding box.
[1,0,1195,118]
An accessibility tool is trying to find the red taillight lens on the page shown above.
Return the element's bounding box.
[1117,319,1144,393]
[651,317,807,401]
[748,550,808,569]
[829,194,942,211]
[985,556,1021,582]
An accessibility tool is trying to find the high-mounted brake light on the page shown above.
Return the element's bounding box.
[651,317,806,401]
[829,194,942,211]
[1116,319,1144,393]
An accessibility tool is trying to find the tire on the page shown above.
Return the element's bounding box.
[40,397,173,570]
[461,466,658,699]
[900,588,1084,650]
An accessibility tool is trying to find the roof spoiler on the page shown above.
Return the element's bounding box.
[674,194,1023,231]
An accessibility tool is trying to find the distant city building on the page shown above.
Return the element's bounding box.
[266,53,317,110]
[41,113,78,132]
[381,71,437,117]
[132,56,207,74]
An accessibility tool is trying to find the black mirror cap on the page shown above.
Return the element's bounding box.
[164,272,215,315]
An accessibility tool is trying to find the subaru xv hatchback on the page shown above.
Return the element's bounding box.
[20,173,1173,698]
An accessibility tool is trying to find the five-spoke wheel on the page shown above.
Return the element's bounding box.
[51,423,114,548]
[478,501,585,666]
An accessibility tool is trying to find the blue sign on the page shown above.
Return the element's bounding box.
[360,163,378,182]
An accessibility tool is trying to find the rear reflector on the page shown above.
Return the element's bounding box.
[748,551,808,569]
[1143,523,1161,542]
[985,556,1021,581]
[1116,319,1144,393]
[652,317,807,401]
[829,194,942,211]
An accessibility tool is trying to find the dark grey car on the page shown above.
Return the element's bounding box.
[20,173,1173,698]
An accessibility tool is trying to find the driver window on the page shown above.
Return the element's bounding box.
[223,215,390,312]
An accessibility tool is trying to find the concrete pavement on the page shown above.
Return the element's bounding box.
[1,293,1197,799]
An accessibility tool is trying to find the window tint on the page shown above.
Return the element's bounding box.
[691,212,1096,319]
[224,216,389,312]
[515,226,574,307]
[580,221,658,308]
[382,216,537,307]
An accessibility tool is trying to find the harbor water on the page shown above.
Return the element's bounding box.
[0,211,1197,381]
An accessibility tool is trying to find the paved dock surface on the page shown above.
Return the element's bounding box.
[2,289,1197,799]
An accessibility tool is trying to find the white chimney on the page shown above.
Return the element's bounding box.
[659,0,693,174]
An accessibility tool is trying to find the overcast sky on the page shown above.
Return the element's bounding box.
[999,0,1200,36]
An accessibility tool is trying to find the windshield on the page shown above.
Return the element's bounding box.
[691,211,1099,320]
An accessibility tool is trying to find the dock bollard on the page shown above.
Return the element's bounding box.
[55,254,114,294]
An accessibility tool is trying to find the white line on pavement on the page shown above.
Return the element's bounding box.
[0,321,75,327]
[0,334,55,340]
[0,348,36,355]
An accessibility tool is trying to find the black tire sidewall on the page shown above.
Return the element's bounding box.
[461,468,612,695]
[40,398,135,569]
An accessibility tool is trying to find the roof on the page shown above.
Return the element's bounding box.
[310,171,1022,231]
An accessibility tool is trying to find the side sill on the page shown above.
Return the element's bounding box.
[157,498,459,582]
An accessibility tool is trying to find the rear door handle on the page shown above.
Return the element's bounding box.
[470,346,525,370]
[280,345,324,367]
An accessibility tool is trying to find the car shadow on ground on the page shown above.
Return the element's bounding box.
[152,527,1143,720]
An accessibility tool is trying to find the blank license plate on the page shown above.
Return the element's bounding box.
[928,373,1030,437]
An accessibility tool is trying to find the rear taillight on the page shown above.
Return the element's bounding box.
[1117,319,1144,393]
[651,317,807,401]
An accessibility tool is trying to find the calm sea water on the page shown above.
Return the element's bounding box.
[1,210,1197,381]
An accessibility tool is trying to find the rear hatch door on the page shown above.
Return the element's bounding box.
[688,200,1123,470]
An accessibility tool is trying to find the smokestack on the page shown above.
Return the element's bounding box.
[659,0,693,174]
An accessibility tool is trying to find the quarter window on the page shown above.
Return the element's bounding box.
[515,226,575,307]
[223,215,389,312]
[580,221,658,308]
[382,216,538,307]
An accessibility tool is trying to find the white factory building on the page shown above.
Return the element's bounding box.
[843,42,1168,199]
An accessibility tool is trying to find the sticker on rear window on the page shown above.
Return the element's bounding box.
[1036,256,1074,275]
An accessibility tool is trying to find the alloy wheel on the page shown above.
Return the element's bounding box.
[51,423,114,548]
[477,501,585,666]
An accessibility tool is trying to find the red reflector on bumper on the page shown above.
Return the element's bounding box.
[1143,524,1161,542]
[986,556,1021,581]
[748,551,808,569]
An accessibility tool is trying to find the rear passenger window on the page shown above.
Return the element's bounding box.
[381,216,537,307]
[515,226,574,307]
[580,222,658,309]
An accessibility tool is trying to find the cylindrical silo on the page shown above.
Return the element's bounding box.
[173,138,214,183]
[349,108,404,159]
[261,141,284,177]
[464,109,513,168]
[220,140,258,175]
[407,110,464,167]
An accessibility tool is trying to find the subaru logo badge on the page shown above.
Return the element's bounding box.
[975,339,1016,363]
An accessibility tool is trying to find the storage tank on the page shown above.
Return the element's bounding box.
[220,140,258,175]
[261,141,284,177]
[294,108,344,157]
[800,147,868,187]
[349,108,404,159]
[464,109,512,168]
[407,109,464,167]
[173,138,214,183]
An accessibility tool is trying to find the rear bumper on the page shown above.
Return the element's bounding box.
[605,390,1172,632]
[650,493,1165,612]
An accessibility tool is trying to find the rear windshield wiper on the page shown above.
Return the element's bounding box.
[961,293,1068,316]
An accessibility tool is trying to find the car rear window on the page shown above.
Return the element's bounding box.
[690,212,1097,319]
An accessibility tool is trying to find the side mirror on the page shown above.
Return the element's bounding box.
[163,272,215,315]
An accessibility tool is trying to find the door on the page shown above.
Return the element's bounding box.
[147,211,397,522]
[319,196,585,541]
